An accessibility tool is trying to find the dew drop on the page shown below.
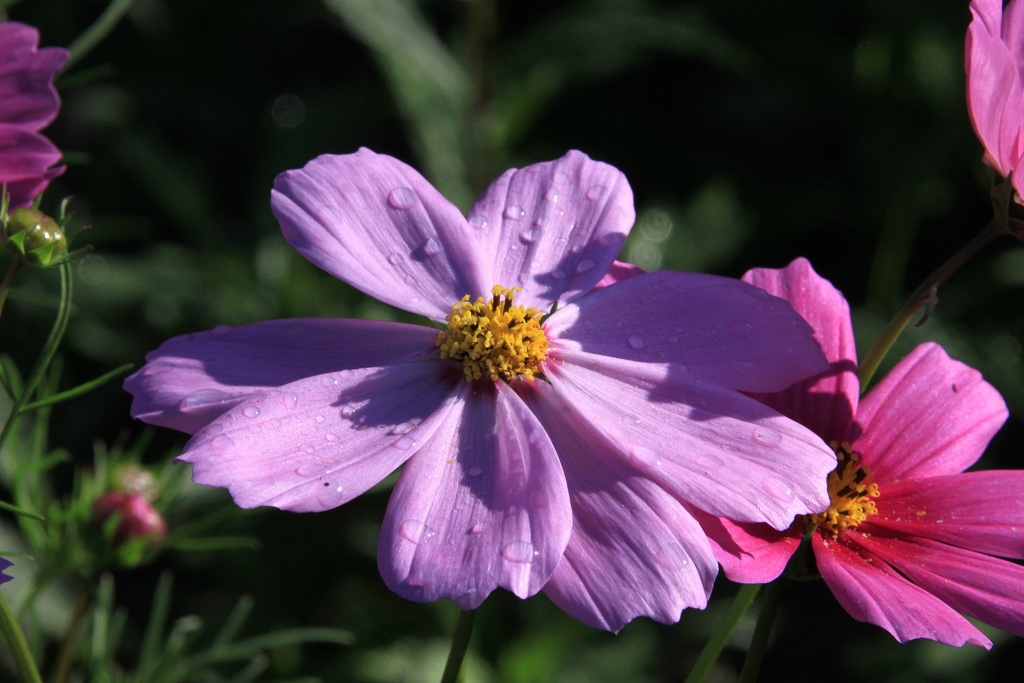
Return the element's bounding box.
[399,520,435,544]
[393,422,415,435]
[628,335,646,350]
[393,436,416,450]
[654,543,689,570]
[470,523,487,535]
[423,237,443,256]
[242,405,260,419]
[576,259,596,274]
[761,477,795,503]
[551,268,565,280]
[387,187,417,210]
[729,321,755,337]
[519,228,541,244]
[209,435,235,453]
[325,432,339,442]
[468,466,483,477]
[746,286,771,301]
[544,188,559,203]
[315,414,326,423]
[387,253,402,266]
[295,462,327,477]
[180,388,236,412]
[554,170,569,184]
[340,405,355,417]
[752,427,782,448]
[211,325,232,337]
[319,375,338,388]
[669,336,680,344]
[468,214,488,230]
[501,541,536,564]
[598,231,625,247]
[586,185,608,201]
[504,205,525,220]
[627,447,660,469]
[282,393,298,411]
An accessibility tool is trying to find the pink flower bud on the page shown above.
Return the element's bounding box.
[93,492,167,546]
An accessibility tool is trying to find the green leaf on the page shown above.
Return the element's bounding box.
[19,363,134,413]
[0,499,45,521]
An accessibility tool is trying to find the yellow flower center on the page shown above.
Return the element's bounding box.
[805,442,880,536]
[437,285,550,382]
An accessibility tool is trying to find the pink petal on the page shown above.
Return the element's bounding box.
[125,318,438,434]
[742,258,860,442]
[270,148,490,320]
[966,0,1023,175]
[520,379,716,632]
[590,260,646,291]
[853,343,1008,483]
[867,471,1024,560]
[378,381,571,609]
[1003,0,1024,75]
[544,349,834,530]
[813,533,990,647]
[546,269,830,394]
[467,150,634,311]
[855,534,1024,638]
[690,509,801,584]
[178,361,460,512]
[0,124,63,207]
[0,22,68,130]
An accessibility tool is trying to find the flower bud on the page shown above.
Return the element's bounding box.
[5,208,67,266]
[93,492,167,547]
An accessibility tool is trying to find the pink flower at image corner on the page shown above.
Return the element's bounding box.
[0,21,68,209]
[125,147,839,632]
[699,257,1023,648]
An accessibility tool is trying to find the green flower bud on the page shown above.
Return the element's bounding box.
[5,208,67,266]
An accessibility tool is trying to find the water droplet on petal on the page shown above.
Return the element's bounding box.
[399,520,435,544]
[315,414,326,423]
[282,393,298,410]
[208,435,235,453]
[761,477,795,503]
[551,268,565,280]
[502,541,536,564]
[669,336,680,344]
[554,170,569,184]
[586,185,608,201]
[340,405,355,417]
[746,287,771,301]
[295,462,328,477]
[180,388,236,412]
[519,228,541,244]
[468,214,488,229]
[576,259,596,274]
[320,375,338,388]
[598,232,625,247]
[211,325,233,337]
[325,432,339,442]
[242,406,260,419]
[468,466,482,477]
[387,253,402,266]
[470,523,487,535]
[654,543,689,570]
[628,335,645,350]
[504,205,525,220]
[393,436,416,450]
[729,321,755,337]
[423,237,443,256]
[544,188,559,203]
[393,422,415,435]
[752,427,782,448]
[387,187,417,210]
[627,446,660,469]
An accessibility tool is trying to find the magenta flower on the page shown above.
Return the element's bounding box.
[966,0,1024,193]
[700,258,1020,648]
[0,557,11,585]
[125,148,838,631]
[0,21,67,208]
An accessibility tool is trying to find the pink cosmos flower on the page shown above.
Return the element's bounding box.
[0,21,67,208]
[966,0,1024,194]
[700,258,1020,648]
[125,148,838,631]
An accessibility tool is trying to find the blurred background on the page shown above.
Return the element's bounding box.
[1,0,1022,680]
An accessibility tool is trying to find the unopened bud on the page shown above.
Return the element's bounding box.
[5,208,67,266]
[94,492,167,547]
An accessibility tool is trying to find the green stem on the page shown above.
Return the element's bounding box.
[49,587,93,683]
[0,588,44,683]
[684,583,761,683]
[19,363,134,413]
[0,262,72,451]
[64,0,136,71]
[858,217,1005,390]
[0,259,20,319]
[737,581,783,683]
[440,608,476,683]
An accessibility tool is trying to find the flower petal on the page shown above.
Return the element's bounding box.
[467,150,634,311]
[0,22,68,129]
[742,258,860,442]
[854,343,1008,483]
[545,349,834,529]
[0,124,63,208]
[378,381,571,609]
[855,534,1024,638]
[177,362,460,512]
[271,148,489,319]
[546,270,829,393]
[590,260,645,291]
[125,319,438,434]
[1005,0,1024,75]
[520,379,716,632]
[813,533,990,647]
[966,0,1022,175]
[689,509,801,584]
[867,471,1024,560]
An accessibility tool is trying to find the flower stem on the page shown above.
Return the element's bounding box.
[683,583,761,683]
[440,608,476,683]
[0,588,43,683]
[737,580,783,683]
[49,588,93,683]
[858,216,1005,390]
[0,259,20,319]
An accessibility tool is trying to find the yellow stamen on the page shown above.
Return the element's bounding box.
[436,285,550,382]
[805,442,880,536]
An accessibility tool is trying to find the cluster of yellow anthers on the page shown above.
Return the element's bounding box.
[805,442,880,536]
[437,285,550,383]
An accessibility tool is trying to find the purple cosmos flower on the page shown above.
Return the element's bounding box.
[0,21,67,208]
[699,258,1019,647]
[0,557,11,585]
[125,148,838,631]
